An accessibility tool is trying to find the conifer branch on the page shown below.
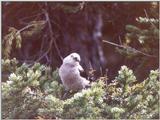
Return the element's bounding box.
[144,9,157,29]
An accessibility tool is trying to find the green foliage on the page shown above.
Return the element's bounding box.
[2,2,159,119]
[21,20,46,38]
[2,59,159,119]
[117,3,159,59]
[104,66,159,119]
[125,17,159,49]
[2,27,22,59]
[2,20,46,59]
[115,3,159,81]
[62,80,105,119]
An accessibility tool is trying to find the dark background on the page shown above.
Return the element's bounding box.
[2,2,159,81]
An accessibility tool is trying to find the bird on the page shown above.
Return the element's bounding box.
[59,53,90,91]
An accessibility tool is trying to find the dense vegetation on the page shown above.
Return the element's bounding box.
[2,59,159,119]
[2,2,159,119]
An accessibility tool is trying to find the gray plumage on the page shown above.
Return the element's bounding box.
[59,53,90,91]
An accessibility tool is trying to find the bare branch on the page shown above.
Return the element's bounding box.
[35,3,63,63]
[44,3,63,61]
[15,23,37,36]
[20,12,44,21]
[103,40,157,58]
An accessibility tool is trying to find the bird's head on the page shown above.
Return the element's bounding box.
[63,53,81,65]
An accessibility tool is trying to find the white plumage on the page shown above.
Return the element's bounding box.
[59,53,90,91]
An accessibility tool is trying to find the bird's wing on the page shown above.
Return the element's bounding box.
[78,64,84,72]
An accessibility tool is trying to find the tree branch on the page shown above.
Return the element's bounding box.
[15,23,37,36]
[35,3,63,63]
[144,9,157,29]
[103,40,157,58]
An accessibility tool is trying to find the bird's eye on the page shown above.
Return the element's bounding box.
[73,57,79,62]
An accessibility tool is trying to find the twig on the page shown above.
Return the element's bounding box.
[119,36,122,45]
[15,23,36,36]
[35,3,63,63]
[45,55,50,63]
[43,3,63,61]
[144,9,157,29]
[39,34,47,54]
[35,49,50,62]
[14,21,47,64]
[50,20,62,32]
[103,40,122,48]
[89,61,93,70]
[19,12,44,25]
[144,9,149,18]
[103,40,157,58]
[100,66,103,76]
[20,12,44,21]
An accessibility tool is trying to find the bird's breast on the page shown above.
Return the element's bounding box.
[59,65,80,79]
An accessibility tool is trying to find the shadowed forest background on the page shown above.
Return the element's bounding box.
[2,2,159,119]
[2,2,159,80]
